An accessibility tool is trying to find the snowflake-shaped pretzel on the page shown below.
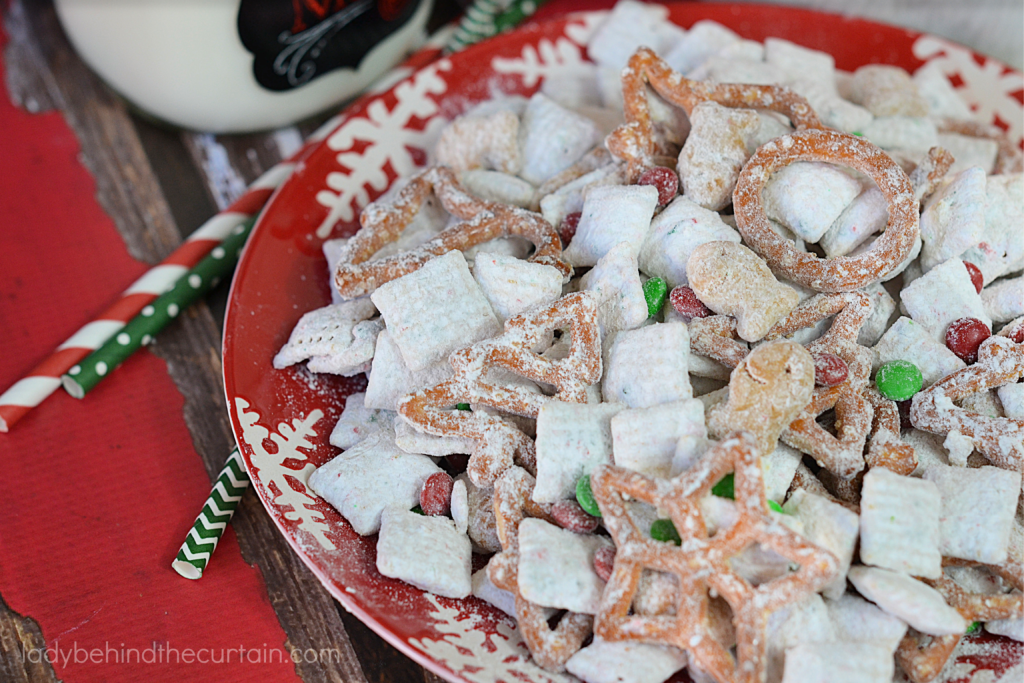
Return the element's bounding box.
[590,432,838,683]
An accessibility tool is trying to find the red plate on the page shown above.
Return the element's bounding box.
[224,5,1023,682]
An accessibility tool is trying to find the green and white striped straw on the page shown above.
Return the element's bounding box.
[172,448,250,580]
[61,216,254,398]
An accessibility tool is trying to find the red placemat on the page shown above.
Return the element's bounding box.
[0,26,300,683]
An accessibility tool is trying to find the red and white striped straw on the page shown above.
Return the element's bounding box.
[0,118,342,432]
[0,27,453,432]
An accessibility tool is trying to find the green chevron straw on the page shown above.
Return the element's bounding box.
[172,448,250,579]
[61,216,255,399]
[445,0,546,54]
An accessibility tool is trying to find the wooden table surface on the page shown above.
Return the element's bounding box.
[0,1,1018,682]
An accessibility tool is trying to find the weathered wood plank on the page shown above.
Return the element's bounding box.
[0,594,59,683]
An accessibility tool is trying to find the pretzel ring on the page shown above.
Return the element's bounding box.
[608,47,823,182]
[734,128,920,292]
[334,166,569,299]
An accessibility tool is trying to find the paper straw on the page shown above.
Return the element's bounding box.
[445,0,505,53]
[0,130,334,433]
[172,448,249,580]
[493,0,547,34]
[61,217,255,398]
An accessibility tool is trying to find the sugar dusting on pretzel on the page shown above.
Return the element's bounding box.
[767,293,876,479]
[607,47,822,182]
[864,387,918,476]
[334,166,569,299]
[488,466,592,672]
[399,292,602,487]
[590,432,838,683]
[910,334,1024,473]
[734,128,920,292]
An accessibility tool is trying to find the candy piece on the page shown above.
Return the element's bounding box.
[593,546,616,583]
[642,277,668,317]
[376,507,472,599]
[910,335,1024,473]
[308,429,442,536]
[489,467,593,671]
[945,317,991,364]
[784,490,860,600]
[435,109,521,174]
[707,341,815,458]
[734,128,920,293]
[533,400,623,504]
[590,433,838,683]
[603,323,693,408]
[637,167,679,206]
[565,638,687,683]
[337,167,568,299]
[329,392,395,449]
[687,241,799,342]
[563,184,659,267]
[876,360,923,401]
[611,400,706,478]
[859,467,942,578]
[518,93,603,185]
[472,251,564,322]
[848,566,965,636]
[576,475,601,517]
[923,464,1021,564]
[399,292,602,487]
[371,250,501,371]
[419,471,454,516]
[872,317,965,388]
[551,500,599,534]
[763,161,862,243]
[649,519,680,545]
[813,353,849,387]
[638,195,742,289]
[669,286,712,321]
[580,242,649,339]
[677,101,760,211]
[559,211,581,246]
[849,65,928,117]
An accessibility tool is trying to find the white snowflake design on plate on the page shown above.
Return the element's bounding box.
[234,396,335,550]
[314,60,453,237]
[913,34,1024,147]
[410,595,577,683]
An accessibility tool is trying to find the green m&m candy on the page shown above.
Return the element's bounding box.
[875,360,923,401]
[576,475,601,517]
[650,519,681,545]
[642,277,668,317]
